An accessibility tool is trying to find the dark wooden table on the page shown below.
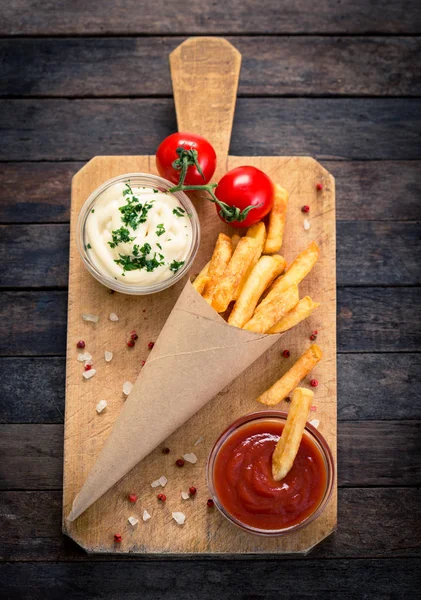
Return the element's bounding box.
[1,1,421,598]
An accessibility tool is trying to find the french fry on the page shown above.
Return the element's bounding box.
[233,222,266,300]
[264,184,288,254]
[243,284,299,333]
[228,255,286,329]
[268,296,320,334]
[192,262,210,295]
[256,241,319,312]
[271,387,313,481]
[211,236,259,313]
[257,344,322,406]
[231,233,241,250]
[202,233,233,304]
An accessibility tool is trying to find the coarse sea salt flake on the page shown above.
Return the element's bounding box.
[309,419,320,429]
[143,510,151,522]
[183,453,197,464]
[172,512,186,525]
[303,218,311,230]
[128,516,138,527]
[151,475,167,488]
[181,491,189,500]
[123,381,133,396]
[194,436,204,446]
[109,313,119,322]
[82,313,99,323]
[104,351,113,362]
[83,368,96,380]
[77,352,92,362]
[96,400,107,413]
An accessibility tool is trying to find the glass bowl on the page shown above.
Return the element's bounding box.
[206,410,335,537]
[76,173,200,295]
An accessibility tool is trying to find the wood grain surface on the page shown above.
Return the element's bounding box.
[2,0,420,35]
[2,37,421,97]
[2,98,421,161]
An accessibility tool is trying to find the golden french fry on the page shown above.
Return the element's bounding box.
[202,233,233,304]
[228,255,286,329]
[257,241,319,311]
[272,387,313,481]
[243,284,299,333]
[268,296,320,334]
[192,262,210,295]
[231,233,241,250]
[233,222,267,300]
[257,344,322,406]
[264,184,288,254]
[211,236,259,313]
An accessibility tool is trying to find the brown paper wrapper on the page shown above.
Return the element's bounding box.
[67,281,280,521]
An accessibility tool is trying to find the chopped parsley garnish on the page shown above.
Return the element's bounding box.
[153,188,159,194]
[119,197,153,230]
[108,226,135,249]
[173,207,185,217]
[123,183,133,196]
[169,260,185,272]
[91,209,95,213]
[156,243,162,250]
[86,243,92,250]
[156,223,166,237]
[115,242,164,274]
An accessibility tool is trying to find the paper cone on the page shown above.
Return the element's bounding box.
[68,281,280,521]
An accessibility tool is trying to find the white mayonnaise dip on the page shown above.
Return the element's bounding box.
[85,182,192,285]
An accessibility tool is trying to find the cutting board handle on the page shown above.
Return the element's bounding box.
[169,37,242,161]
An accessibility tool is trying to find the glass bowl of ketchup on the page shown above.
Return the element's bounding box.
[207,410,334,537]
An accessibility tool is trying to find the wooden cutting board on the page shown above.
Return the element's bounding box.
[63,37,336,554]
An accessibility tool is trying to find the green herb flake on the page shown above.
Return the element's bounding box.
[91,209,95,213]
[169,260,185,273]
[119,194,154,230]
[108,226,135,249]
[156,224,166,237]
[156,242,162,250]
[123,183,134,197]
[86,243,92,249]
[153,188,159,194]
[114,242,164,275]
[172,207,185,218]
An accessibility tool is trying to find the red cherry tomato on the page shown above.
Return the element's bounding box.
[156,132,217,185]
[215,166,274,228]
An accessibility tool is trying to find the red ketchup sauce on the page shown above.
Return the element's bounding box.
[213,420,327,531]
